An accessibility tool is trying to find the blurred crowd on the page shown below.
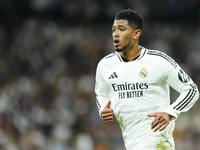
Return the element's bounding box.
[0,0,200,150]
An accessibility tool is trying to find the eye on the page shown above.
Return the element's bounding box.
[112,29,115,32]
[120,28,125,31]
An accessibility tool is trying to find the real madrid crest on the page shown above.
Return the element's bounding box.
[139,67,148,78]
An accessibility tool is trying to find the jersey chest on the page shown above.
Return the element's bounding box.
[104,61,163,91]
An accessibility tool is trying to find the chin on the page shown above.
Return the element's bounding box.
[115,47,125,53]
[115,47,122,52]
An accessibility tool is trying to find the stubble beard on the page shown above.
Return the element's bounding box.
[115,36,134,53]
[115,41,132,54]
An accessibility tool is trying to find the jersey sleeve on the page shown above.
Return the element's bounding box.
[95,61,110,118]
[161,54,199,120]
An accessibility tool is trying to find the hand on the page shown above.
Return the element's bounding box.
[147,112,172,132]
[101,100,114,123]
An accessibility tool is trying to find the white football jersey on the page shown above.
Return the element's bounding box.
[95,46,199,150]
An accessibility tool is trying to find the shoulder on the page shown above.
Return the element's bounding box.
[146,49,178,69]
[96,52,122,76]
[98,52,121,66]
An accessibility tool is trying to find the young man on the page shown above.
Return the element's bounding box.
[95,9,199,150]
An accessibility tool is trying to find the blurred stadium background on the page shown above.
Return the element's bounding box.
[0,0,199,150]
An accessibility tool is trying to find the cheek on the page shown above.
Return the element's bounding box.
[123,34,132,44]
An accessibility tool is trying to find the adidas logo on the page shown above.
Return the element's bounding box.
[109,72,118,79]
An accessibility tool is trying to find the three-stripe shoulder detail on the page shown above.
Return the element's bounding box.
[173,83,198,111]
[147,50,177,69]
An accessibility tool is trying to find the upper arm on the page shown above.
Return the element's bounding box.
[95,62,110,112]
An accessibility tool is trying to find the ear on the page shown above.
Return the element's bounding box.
[132,29,141,40]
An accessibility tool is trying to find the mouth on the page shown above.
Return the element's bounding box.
[114,39,120,47]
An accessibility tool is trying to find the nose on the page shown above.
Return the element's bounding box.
[113,30,119,38]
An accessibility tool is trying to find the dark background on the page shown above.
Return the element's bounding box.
[0,0,199,150]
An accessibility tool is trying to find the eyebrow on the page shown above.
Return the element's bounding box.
[112,25,127,28]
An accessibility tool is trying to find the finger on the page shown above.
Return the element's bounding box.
[153,123,163,132]
[104,115,113,120]
[105,100,111,108]
[103,115,113,119]
[101,108,113,113]
[151,117,165,129]
[151,120,159,129]
[151,115,161,126]
[103,116,114,123]
[104,120,113,123]
[159,122,169,131]
[147,113,157,117]
[102,112,113,118]
[153,120,167,132]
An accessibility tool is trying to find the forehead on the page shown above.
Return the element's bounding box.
[112,20,129,27]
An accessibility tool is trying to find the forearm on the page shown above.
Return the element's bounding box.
[164,83,199,120]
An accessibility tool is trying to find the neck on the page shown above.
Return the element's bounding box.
[120,45,142,61]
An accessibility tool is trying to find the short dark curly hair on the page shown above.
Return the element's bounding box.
[115,9,144,30]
